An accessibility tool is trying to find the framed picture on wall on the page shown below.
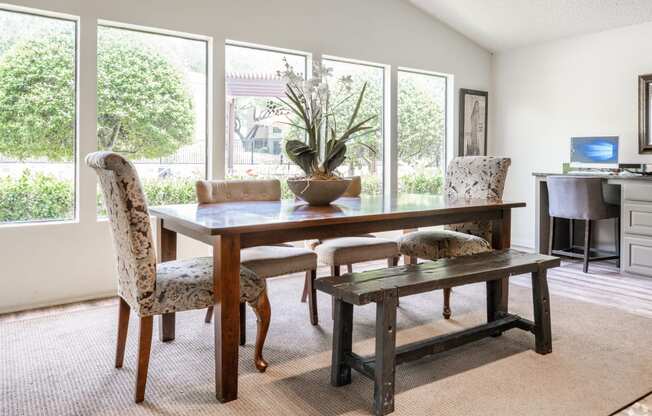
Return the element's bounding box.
[459,89,488,156]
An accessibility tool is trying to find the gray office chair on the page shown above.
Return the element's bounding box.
[547,176,620,273]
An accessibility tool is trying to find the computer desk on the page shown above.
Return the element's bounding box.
[534,172,652,277]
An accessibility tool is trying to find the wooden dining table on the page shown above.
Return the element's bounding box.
[149,194,525,403]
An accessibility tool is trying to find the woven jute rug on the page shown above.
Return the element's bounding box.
[2,274,651,416]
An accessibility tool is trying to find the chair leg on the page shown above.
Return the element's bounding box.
[331,266,340,321]
[301,271,310,303]
[583,219,592,273]
[442,288,452,319]
[346,264,353,274]
[615,216,621,268]
[251,291,271,372]
[548,216,555,255]
[307,269,318,326]
[204,306,213,324]
[404,255,417,265]
[134,316,153,403]
[115,297,130,368]
[240,302,246,346]
[158,312,175,342]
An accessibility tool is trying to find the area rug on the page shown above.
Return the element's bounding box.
[2,273,652,416]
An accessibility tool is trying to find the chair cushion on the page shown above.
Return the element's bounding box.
[152,257,265,316]
[397,230,491,261]
[306,234,375,250]
[241,246,317,278]
[314,237,399,266]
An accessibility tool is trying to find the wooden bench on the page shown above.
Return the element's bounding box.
[315,249,561,415]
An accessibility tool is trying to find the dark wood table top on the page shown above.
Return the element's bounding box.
[150,194,526,235]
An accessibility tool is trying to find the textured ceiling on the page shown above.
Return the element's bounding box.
[410,0,652,51]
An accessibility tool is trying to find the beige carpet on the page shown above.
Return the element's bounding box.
[2,274,652,416]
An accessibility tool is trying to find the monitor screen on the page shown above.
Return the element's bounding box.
[570,136,619,166]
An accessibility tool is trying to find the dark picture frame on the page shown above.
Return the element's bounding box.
[459,89,488,156]
[638,74,652,154]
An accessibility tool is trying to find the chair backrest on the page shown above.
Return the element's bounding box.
[86,152,157,315]
[196,179,282,203]
[342,176,362,197]
[444,156,511,241]
[547,176,612,220]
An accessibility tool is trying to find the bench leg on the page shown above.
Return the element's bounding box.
[531,268,552,354]
[486,279,508,336]
[331,298,353,387]
[374,290,398,416]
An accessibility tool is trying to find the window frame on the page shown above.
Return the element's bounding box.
[396,66,452,183]
[224,40,311,179]
[322,54,390,195]
[0,5,80,227]
[98,20,212,181]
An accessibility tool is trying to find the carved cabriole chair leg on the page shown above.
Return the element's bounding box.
[115,297,130,369]
[442,288,452,319]
[134,316,153,403]
[251,291,271,372]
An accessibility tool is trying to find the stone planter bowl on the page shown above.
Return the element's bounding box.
[287,178,352,206]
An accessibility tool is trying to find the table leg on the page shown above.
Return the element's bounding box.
[156,218,177,342]
[491,209,511,314]
[213,234,241,403]
[374,289,397,416]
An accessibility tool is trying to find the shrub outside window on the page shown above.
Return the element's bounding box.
[96,25,208,211]
[0,9,77,224]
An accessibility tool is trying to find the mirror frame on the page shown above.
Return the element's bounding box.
[639,74,652,154]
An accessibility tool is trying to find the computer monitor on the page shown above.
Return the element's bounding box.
[570,136,619,168]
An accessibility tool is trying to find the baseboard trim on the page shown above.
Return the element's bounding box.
[0,290,117,315]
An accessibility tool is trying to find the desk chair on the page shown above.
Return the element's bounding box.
[547,176,620,273]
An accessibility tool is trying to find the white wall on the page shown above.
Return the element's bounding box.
[492,22,652,249]
[0,0,492,313]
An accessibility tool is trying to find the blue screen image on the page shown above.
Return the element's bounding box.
[571,137,619,164]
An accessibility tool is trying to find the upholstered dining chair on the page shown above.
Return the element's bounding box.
[308,176,400,317]
[397,156,511,319]
[87,152,271,403]
[197,179,320,325]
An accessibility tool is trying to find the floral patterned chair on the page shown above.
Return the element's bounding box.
[196,179,320,325]
[86,152,271,403]
[397,156,511,319]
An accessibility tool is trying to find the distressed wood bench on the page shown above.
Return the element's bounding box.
[315,249,560,415]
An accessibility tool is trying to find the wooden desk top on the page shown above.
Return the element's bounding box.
[150,194,525,235]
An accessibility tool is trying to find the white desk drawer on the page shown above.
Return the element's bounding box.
[623,236,652,276]
[624,203,652,236]
[624,183,652,202]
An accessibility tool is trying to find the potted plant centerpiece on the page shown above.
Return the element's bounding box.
[277,61,375,205]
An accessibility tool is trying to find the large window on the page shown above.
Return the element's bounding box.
[97,24,208,209]
[322,57,385,196]
[397,70,447,195]
[225,43,308,192]
[0,9,77,224]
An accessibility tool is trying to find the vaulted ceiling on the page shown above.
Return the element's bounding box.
[410,0,652,52]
